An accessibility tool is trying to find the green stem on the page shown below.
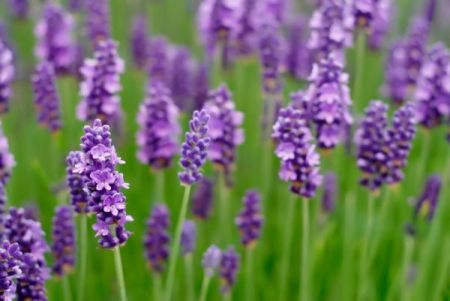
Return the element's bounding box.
[219,174,230,243]
[413,133,430,194]
[342,193,356,300]
[359,193,375,300]
[300,198,310,301]
[199,274,211,301]
[153,275,162,301]
[185,254,195,301]
[431,238,450,301]
[165,185,192,301]
[245,247,254,301]
[401,235,414,301]
[156,171,165,201]
[280,196,296,300]
[63,276,72,301]
[113,247,127,301]
[353,31,367,112]
[77,215,88,301]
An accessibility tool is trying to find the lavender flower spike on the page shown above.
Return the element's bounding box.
[202,245,222,276]
[144,203,170,273]
[181,220,196,256]
[272,105,322,198]
[7,0,29,19]
[414,175,441,221]
[220,246,240,294]
[0,241,23,301]
[178,110,211,186]
[131,15,150,70]
[51,206,75,277]
[81,119,132,249]
[77,39,124,126]
[66,151,90,214]
[0,38,15,114]
[169,47,195,111]
[235,190,263,247]
[0,124,15,185]
[32,61,62,133]
[85,0,111,45]
[191,178,214,220]
[368,0,391,49]
[136,81,180,170]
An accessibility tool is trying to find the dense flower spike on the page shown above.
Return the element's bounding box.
[235,0,258,56]
[178,110,211,186]
[308,0,354,63]
[0,125,15,185]
[148,37,170,84]
[131,15,150,70]
[202,245,222,276]
[77,39,124,126]
[0,241,23,301]
[220,246,240,294]
[144,203,170,273]
[7,0,29,19]
[414,175,441,221]
[272,105,322,198]
[304,55,353,149]
[136,81,180,170]
[286,16,312,80]
[385,18,429,104]
[32,61,62,132]
[0,38,15,114]
[34,4,75,74]
[169,47,195,110]
[367,0,391,49]
[235,190,263,246]
[51,205,75,277]
[204,85,244,185]
[321,172,337,212]
[180,220,196,256]
[66,151,90,214]
[192,63,210,111]
[85,0,111,45]
[191,178,214,220]
[17,254,48,301]
[80,119,132,248]
[414,43,450,129]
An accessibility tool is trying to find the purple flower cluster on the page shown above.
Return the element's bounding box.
[202,245,222,276]
[169,47,195,110]
[414,175,441,221]
[191,178,214,220]
[144,203,170,273]
[0,126,15,185]
[304,55,353,149]
[181,220,196,256]
[0,38,15,114]
[68,0,84,11]
[178,110,211,186]
[7,0,29,19]
[272,105,322,198]
[414,43,450,129]
[66,151,90,214]
[235,190,263,247]
[0,241,23,301]
[286,16,312,80]
[148,37,170,84]
[34,4,75,74]
[136,81,180,170]
[204,85,244,185]
[80,119,132,249]
[234,0,258,56]
[51,205,75,277]
[193,64,210,111]
[32,61,62,133]
[367,0,391,49]
[85,0,111,45]
[77,39,124,126]
[17,254,48,301]
[131,16,150,70]
[220,246,239,294]
[321,172,337,212]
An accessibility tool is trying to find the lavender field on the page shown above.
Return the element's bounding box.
[0,0,449,300]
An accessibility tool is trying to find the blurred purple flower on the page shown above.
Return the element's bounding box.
[191,178,214,220]
[235,190,263,247]
[0,38,15,114]
[202,245,222,276]
[0,125,15,185]
[144,203,170,273]
[131,15,150,70]
[414,175,441,221]
[148,37,170,84]
[85,0,111,45]
[220,246,240,294]
[7,0,29,19]
[367,0,391,49]
[180,220,196,256]
[169,47,195,110]
[51,205,75,277]
[193,63,210,111]
[286,16,312,80]
[322,172,337,212]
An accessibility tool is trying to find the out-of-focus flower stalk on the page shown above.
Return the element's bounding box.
[279,195,296,300]
[353,31,367,110]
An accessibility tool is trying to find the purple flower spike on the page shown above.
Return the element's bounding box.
[235,190,263,247]
[136,81,180,170]
[77,39,124,126]
[34,4,76,74]
[68,0,84,11]
[235,0,259,56]
[415,43,450,129]
[131,15,150,70]
[81,119,132,249]
[309,0,354,63]
[286,16,312,80]
[414,175,441,221]
[178,110,211,186]
[51,205,75,277]
[322,172,337,213]
[272,105,322,198]
[202,245,222,276]
[169,47,195,111]
[0,125,15,185]
[220,246,240,294]
[204,84,244,185]
[181,220,196,256]
[17,253,49,301]
[0,241,23,301]
[32,61,62,133]
[193,63,210,111]
[144,203,170,273]
[85,0,111,45]
[148,37,170,84]
[304,54,353,149]
[367,0,391,49]
[7,0,29,19]
[66,151,90,214]
[0,38,15,114]
[191,178,214,220]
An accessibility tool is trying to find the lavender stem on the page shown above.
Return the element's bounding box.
[153,275,162,301]
[78,214,88,301]
[185,254,195,301]
[199,274,211,301]
[353,31,367,110]
[280,196,296,299]
[300,198,310,301]
[219,174,230,243]
[63,276,72,301]
[245,247,254,301]
[400,235,415,301]
[113,247,127,301]
[359,193,375,299]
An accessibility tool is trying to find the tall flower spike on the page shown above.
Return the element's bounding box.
[0,38,15,114]
[77,39,125,126]
[414,43,450,129]
[235,0,259,56]
[178,110,211,186]
[131,15,150,70]
[81,119,132,249]
[144,203,170,273]
[136,81,180,170]
[0,124,15,185]
[367,0,391,49]
[7,0,29,19]
[193,63,210,111]
[34,4,75,74]
[148,37,170,84]
[32,61,62,133]
[235,190,263,247]
[321,172,337,213]
[51,205,75,277]
[180,220,196,256]
[204,84,244,185]
[202,245,222,276]
[286,16,312,80]
[0,241,23,301]
[272,105,322,198]
[304,54,353,149]
[169,47,195,111]
[66,151,90,214]
[355,100,389,191]
[220,246,240,294]
[191,177,214,220]
[414,175,441,221]
[308,0,354,63]
[85,0,111,45]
